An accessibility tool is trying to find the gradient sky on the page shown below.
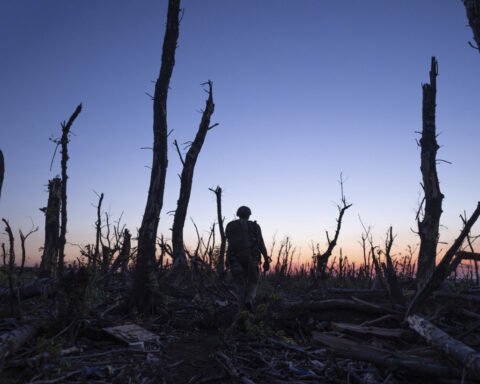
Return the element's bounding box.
[1,0,479,266]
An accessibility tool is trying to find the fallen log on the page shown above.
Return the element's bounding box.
[434,291,480,303]
[0,278,57,301]
[408,314,480,379]
[0,323,39,360]
[324,288,387,298]
[312,331,461,378]
[331,322,411,339]
[283,298,398,315]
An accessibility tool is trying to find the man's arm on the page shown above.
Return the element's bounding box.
[255,223,269,261]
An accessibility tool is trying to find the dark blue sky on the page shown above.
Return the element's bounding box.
[1,1,479,264]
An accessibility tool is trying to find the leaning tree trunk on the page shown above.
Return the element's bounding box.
[171,81,216,269]
[57,104,82,278]
[407,202,480,317]
[39,178,62,278]
[416,57,443,289]
[132,0,180,312]
[0,150,4,201]
[463,0,480,53]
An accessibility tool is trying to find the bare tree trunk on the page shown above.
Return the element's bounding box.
[209,186,226,273]
[19,225,38,276]
[463,0,480,52]
[0,150,4,201]
[132,0,180,311]
[2,218,16,314]
[380,227,405,306]
[39,178,61,278]
[94,192,104,268]
[171,81,216,270]
[58,104,82,278]
[408,314,480,379]
[417,57,443,289]
[110,229,131,274]
[316,176,352,279]
[406,202,480,317]
[1,243,5,266]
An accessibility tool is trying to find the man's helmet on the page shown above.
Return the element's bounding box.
[236,206,252,219]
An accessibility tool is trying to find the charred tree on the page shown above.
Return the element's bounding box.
[132,0,180,311]
[19,224,38,275]
[209,186,226,273]
[407,202,480,317]
[316,175,352,279]
[171,81,217,269]
[0,150,4,201]
[57,103,82,278]
[2,218,16,314]
[463,0,480,52]
[380,227,405,306]
[416,57,443,289]
[94,192,104,268]
[39,178,62,278]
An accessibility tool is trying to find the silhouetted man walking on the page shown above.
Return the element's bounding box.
[225,206,269,312]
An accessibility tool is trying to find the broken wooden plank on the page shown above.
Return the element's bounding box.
[103,323,159,349]
[408,314,480,379]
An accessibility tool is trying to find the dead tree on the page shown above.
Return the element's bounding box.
[0,149,4,201]
[39,178,61,278]
[132,0,180,311]
[209,186,226,273]
[463,0,480,52]
[380,227,405,305]
[94,192,104,267]
[406,202,480,317]
[56,103,82,278]
[1,243,5,266]
[171,81,217,270]
[408,314,480,379]
[19,223,39,275]
[316,175,352,279]
[2,218,16,314]
[417,57,443,289]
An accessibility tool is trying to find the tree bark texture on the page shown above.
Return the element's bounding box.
[172,81,215,268]
[0,149,4,201]
[463,0,480,52]
[407,202,480,317]
[132,0,180,311]
[58,103,82,278]
[39,178,61,278]
[408,314,480,379]
[417,57,443,289]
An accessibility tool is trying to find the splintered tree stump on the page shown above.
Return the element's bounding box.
[417,56,442,289]
[408,315,480,379]
[39,177,61,278]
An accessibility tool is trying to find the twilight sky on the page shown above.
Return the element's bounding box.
[0,0,479,266]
